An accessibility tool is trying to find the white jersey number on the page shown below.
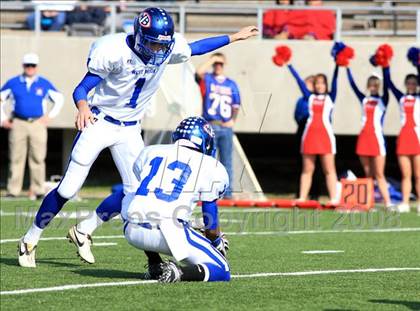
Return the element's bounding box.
[208,93,232,119]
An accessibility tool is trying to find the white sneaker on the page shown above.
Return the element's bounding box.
[67,225,95,264]
[396,204,410,213]
[18,239,37,268]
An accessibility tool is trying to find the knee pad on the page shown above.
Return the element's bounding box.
[57,160,90,199]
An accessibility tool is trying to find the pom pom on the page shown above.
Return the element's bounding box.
[370,44,394,68]
[331,42,354,67]
[272,45,292,67]
[336,46,354,67]
[407,47,419,67]
[331,41,346,58]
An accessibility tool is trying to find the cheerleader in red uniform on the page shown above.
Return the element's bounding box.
[384,47,419,213]
[346,68,392,207]
[286,62,340,203]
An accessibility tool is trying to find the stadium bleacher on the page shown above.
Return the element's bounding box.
[0,0,418,37]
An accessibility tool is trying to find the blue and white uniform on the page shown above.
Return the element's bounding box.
[56,32,191,201]
[1,75,63,120]
[199,73,241,123]
[87,32,190,121]
[122,140,230,281]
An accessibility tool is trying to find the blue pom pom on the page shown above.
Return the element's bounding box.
[369,55,377,67]
[407,47,419,67]
[331,41,346,59]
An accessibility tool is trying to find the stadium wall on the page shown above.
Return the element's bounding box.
[0,33,416,136]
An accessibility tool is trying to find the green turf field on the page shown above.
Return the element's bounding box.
[1,199,419,310]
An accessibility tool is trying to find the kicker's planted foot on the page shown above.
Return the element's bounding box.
[67,225,95,264]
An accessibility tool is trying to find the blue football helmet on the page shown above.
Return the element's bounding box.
[133,7,175,66]
[172,117,216,157]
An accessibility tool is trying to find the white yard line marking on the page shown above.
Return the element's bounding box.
[1,267,419,296]
[1,227,420,244]
[93,242,118,247]
[227,227,420,236]
[302,250,344,254]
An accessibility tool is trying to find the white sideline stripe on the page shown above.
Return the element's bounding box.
[1,267,419,296]
[231,267,420,278]
[1,227,420,244]
[93,242,117,247]
[302,250,344,254]
[228,227,420,236]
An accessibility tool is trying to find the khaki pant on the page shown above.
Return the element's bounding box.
[7,118,47,196]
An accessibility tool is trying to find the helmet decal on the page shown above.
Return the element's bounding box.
[133,8,175,66]
[139,12,151,28]
[203,123,215,138]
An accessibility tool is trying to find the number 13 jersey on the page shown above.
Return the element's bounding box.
[87,32,191,121]
[122,141,229,224]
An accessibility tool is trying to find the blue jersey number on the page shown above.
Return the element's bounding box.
[136,157,192,203]
[126,77,146,108]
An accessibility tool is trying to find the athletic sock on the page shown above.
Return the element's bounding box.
[95,190,124,221]
[34,188,68,229]
[180,264,207,282]
[24,188,68,245]
[77,213,104,236]
[77,190,124,235]
[144,251,163,265]
[23,223,44,245]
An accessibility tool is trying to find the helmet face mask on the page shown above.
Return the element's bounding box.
[172,117,216,157]
[134,8,175,66]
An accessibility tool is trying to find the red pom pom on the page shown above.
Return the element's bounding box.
[374,44,393,67]
[272,45,292,67]
[335,46,354,67]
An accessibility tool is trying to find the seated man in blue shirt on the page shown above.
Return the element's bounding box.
[1,53,64,199]
[196,53,241,199]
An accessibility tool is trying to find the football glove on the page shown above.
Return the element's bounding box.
[211,233,229,258]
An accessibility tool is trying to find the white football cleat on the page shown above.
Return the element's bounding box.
[396,204,410,213]
[67,225,95,264]
[18,239,37,268]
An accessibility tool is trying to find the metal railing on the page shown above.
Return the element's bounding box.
[0,1,419,41]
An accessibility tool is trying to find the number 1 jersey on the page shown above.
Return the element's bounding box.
[87,32,191,121]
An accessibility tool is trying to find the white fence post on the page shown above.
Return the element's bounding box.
[417,9,420,43]
[34,4,41,36]
[110,4,117,34]
[335,8,342,42]
[257,8,263,40]
[179,5,186,35]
